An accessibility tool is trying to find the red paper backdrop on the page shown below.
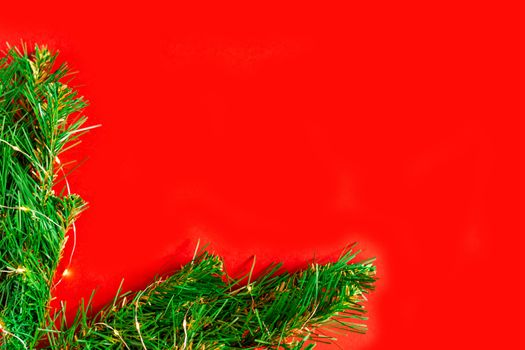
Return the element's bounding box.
[2,2,524,349]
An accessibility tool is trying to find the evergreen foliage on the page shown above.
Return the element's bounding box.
[1,44,88,349]
[0,45,376,349]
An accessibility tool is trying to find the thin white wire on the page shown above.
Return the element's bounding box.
[51,156,78,289]
[0,328,28,350]
[135,296,148,350]
[94,322,130,350]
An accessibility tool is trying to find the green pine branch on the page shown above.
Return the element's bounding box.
[1,45,376,350]
[0,44,89,349]
[43,249,375,349]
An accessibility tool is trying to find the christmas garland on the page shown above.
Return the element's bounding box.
[0,44,376,349]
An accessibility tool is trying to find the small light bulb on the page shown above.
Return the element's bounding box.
[62,268,71,277]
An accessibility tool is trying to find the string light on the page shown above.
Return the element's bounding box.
[1,45,377,350]
[15,266,26,274]
[0,266,27,275]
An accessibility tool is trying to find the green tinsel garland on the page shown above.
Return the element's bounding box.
[0,44,376,349]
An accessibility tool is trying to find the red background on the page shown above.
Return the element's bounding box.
[2,2,524,349]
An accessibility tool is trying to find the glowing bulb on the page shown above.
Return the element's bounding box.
[62,268,71,277]
[15,267,26,274]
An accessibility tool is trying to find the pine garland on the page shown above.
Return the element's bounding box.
[0,45,376,349]
[43,249,375,349]
[0,44,88,349]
